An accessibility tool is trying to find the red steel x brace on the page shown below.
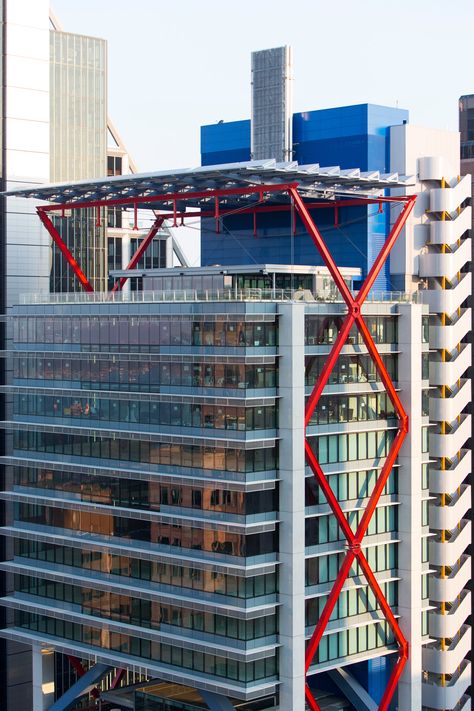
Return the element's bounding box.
[289,187,416,711]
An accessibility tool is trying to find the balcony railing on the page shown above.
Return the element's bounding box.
[19,288,421,306]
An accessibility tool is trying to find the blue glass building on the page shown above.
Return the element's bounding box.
[201,104,409,291]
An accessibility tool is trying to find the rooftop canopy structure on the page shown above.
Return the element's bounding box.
[5,159,413,295]
[6,158,411,206]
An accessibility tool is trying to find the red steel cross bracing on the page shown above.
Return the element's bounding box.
[289,187,417,711]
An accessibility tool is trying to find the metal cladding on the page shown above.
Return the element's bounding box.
[251,46,293,163]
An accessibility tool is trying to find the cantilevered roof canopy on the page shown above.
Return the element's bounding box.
[4,159,412,209]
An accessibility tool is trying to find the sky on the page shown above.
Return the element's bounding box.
[53,0,473,173]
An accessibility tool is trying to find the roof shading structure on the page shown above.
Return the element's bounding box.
[4,159,412,209]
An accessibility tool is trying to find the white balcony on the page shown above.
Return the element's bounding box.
[422,624,471,675]
[429,415,471,461]
[422,660,471,710]
[429,519,471,567]
[429,379,471,423]
[422,272,471,315]
[429,484,471,530]
[429,450,471,495]
[429,308,471,350]
[428,590,471,639]
[419,238,471,281]
[429,207,472,247]
[429,555,471,602]
[419,156,445,181]
[429,343,471,389]
[430,175,472,213]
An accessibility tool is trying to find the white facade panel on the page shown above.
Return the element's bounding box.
[5,23,50,62]
[429,485,471,530]
[5,151,50,183]
[391,125,460,179]
[429,174,471,212]
[6,0,49,29]
[6,55,49,93]
[6,118,49,153]
[6,87,50,123]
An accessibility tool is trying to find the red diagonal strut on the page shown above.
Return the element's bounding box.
[37,208,94,292]
[289,187,416,711]
[111,215,165,292]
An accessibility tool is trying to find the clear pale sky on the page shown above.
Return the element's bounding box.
[53,0,473,173]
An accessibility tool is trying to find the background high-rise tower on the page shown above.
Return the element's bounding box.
[0,2,188,707]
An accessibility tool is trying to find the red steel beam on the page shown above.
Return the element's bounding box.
[110,216,165,292]
[296,189,416,710]
[40,182,300,213]
[110,196,412,224]
[37,207,94,292]
[39,185,413,215]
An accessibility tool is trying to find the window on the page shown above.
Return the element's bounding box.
[107,155,122,176]
[107,207,123,229]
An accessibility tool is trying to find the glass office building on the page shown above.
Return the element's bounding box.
[0,267,431,709]
[49,30,107,293]
[1,138,471,708]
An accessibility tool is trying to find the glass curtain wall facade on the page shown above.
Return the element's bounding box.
[0,287,429,708]
[50,31,107,292]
